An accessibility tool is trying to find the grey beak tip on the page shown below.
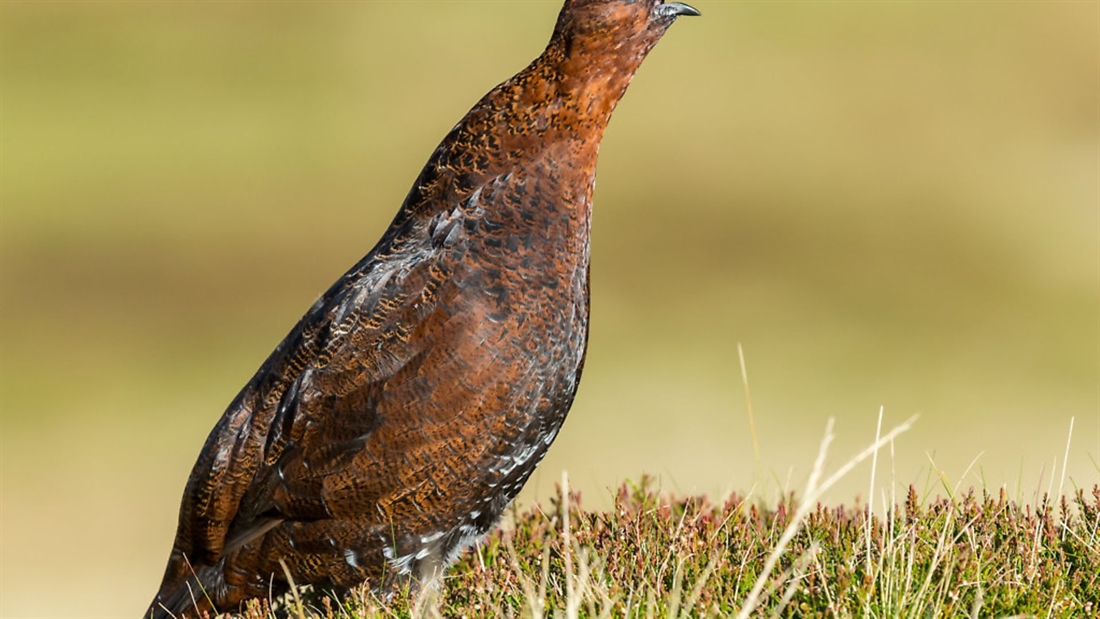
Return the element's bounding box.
[664,2,701,18]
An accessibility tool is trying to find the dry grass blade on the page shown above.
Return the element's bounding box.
[561,470,578,619]
[866,406,884,576]
[738,342,761,464]
[680,556,718,619]
[666,560,684,619]
[278,558,307,619]
[736,414,918,618]
[969,583,984,619]
[1058,417,1075,541]
[505,536,543,619]
[768,542,819,619]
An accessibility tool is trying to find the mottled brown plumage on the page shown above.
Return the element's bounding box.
[146,1,698,616]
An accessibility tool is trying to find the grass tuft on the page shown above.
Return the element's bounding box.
[203,414,1097,618]
[218,478,1099,618]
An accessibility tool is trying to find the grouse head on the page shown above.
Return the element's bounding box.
[551,0,700,57]
[542,0,700,125]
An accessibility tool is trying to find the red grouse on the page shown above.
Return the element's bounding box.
[147,1,698,616]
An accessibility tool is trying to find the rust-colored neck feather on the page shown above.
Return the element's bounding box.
[481,0,669,149]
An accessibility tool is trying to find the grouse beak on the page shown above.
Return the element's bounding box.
[657,2,701,19]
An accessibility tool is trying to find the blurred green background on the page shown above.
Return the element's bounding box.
[1,1,1097,616]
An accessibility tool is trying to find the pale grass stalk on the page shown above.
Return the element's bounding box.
[966,528,984,619]
[561,470,578,619]
[666,560,685,619]
[956,453,987,498]
[572,544,592,617]
[505,535,543,619]
[178,554,217,618]
[1044,578,1062,619]
[806,418,834,496]
[738,342,761,464]
[474,538,486,572]
[876,490,891,615]
[413,577,443,618]
[277,558,307,619]
[899,526,917,614]
[756,523,823,609]
[538,542,551,611]
[931,547,959,616]
[657,498,693,589]
[755,552,790,611]
[157,598,182,619]
[811,546,839,618]
[680,556,718,619]
[592,559,616,619]
[769,543,819,619]
[195,583,207,619]
[890,437,896,502]
[709,485,755,544]
[907,450,985,615]
[881,437,899,615]
[1024,459,1058,585]
[736,414,918,619]
[1060,519,1100,557]
[732,537,753,600]
[1058,417,1075,542]
[926,453,953,499]
[885,525,913,616]
[430,600,446,619]
[622,581,638,618]
[912,502,987,617]
[865,406,884,589]
[968,583,984,619]
[583,556,598,618]
[910,455,990,619]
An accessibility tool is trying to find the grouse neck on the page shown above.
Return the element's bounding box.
[542,41,647,136]
[474,49,629,163]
